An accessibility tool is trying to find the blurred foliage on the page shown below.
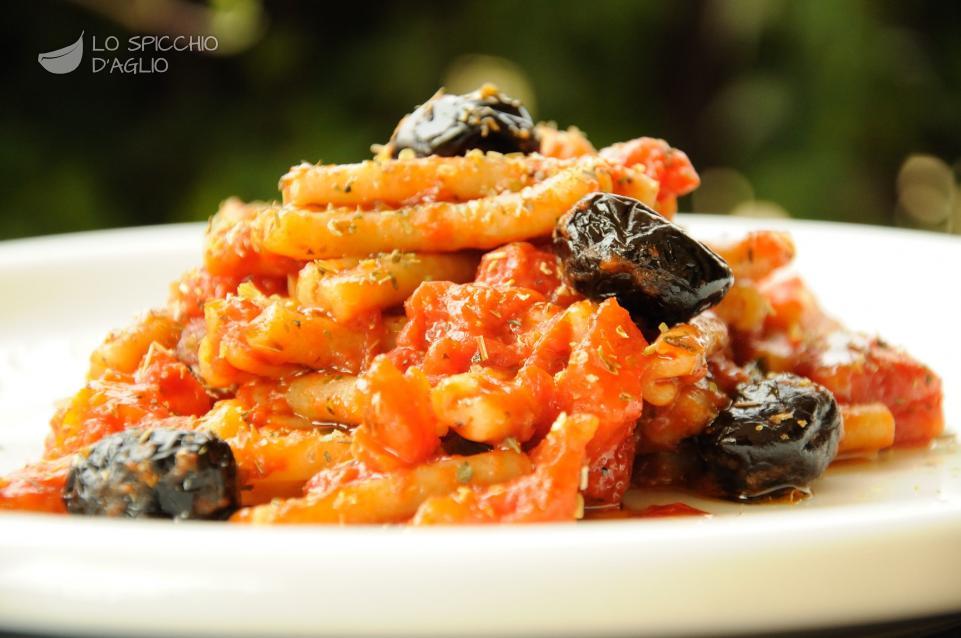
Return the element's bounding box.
[2,0,960,240]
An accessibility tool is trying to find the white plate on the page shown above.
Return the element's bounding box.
[0,217,959,637]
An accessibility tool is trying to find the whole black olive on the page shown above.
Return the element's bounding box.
[553,193,733,331]
[63,428,238,520]
[695,373,842,500]
[386,85,539,158]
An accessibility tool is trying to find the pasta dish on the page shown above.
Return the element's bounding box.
[0,85,944,524]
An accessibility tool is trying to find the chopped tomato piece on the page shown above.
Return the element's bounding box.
[351,356,442,471]
[601,137,700,201]
[0,457,72,513]
[135,344,212,417]
[399,281,552,375]
[798,333,944,445]
[475,242,579,305]
[169,267,286,322]
[583,431,637,506]
[555,299,647,435]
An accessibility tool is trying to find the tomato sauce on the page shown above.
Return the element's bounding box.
[583,502,709,520]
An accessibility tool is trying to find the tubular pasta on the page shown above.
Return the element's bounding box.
[837,403,896,457]
[231,450,532,524]
[281,152,567,208]
[411,412,599,524]
[199,400,353,505]
[285,373,365,426]
[198,285,386,387]
[256,161,616,259]
[293,251,478,323]
[88,311,182,378]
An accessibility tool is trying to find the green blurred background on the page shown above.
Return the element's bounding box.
[3,0,960,240]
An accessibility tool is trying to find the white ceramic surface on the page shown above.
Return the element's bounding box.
[0,218,959,637]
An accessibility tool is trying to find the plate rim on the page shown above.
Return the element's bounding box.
[1,217,960,637]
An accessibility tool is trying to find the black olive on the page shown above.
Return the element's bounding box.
[63,429,238,520]
[553,193,733,331]
[695,373,842,500]
[386,85,539,158]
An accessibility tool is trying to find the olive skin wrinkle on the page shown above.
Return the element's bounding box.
[63,429,239,520]
[696,373,842,500]
[554,192,734,331]
[387,86,539,158]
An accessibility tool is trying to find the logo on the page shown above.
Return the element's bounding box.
[37,31,219,75]
[38,31,84,74]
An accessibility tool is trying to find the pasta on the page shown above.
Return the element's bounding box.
[88,311,182,378]
[837,403,897,457]
[285,372,365,426]
[412,413,599,524]
[233,449,532,524]
[198,284,389,386]
[281,152,568,208]
[0,84,944,524]
[292,251,478,322]
[198,400,352,505]
[256,161,620,259]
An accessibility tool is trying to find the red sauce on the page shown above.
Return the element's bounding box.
[583,502,709,520]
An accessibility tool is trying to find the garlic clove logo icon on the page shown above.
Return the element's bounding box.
[38,32,84,74]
